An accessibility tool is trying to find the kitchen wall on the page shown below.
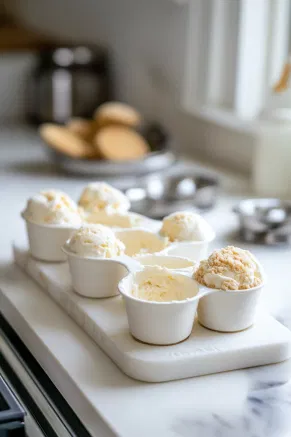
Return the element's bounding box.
[7,0,253,173]
[0,53,36,120]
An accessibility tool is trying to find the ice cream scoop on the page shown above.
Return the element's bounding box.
[78,182,130,216]
[67,224,125,258]
[22,190,82,262]
[194,246,262,291]
[160,211,214,242]
[22,190,82,226]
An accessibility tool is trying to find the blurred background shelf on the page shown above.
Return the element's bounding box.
[0,23,54,52]
[0,4,56,52]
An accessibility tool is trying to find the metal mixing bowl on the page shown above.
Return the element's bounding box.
[126,172,219,218]
[234,198,291,244]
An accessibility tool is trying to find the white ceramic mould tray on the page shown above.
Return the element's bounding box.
[13,245,291,383]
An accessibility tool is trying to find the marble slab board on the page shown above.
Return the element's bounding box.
[13,244,291,383]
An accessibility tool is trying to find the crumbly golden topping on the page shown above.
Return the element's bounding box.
[194,246,262,290]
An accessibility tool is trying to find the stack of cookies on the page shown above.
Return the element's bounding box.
[39,102,150,161]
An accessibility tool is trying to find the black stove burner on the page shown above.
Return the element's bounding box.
[0,375,25,435]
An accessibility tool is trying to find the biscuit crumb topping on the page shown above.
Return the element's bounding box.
[194,246,262,290]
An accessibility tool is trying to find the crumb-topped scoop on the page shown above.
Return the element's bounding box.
[194,246,262,291]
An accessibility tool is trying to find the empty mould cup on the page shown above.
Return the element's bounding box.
[115,228,168,257]
[85,210,143,229]
[163,236,215,262]
[135,254,196,276]
[119,267,212,345]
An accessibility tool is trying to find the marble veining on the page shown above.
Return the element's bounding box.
[171,314,291,437]
[172,380,291,437]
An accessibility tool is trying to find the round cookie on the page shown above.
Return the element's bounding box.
[94,102,141,128]
[94,125,149,161]
[66,118,98,142]
[39,124,97,159]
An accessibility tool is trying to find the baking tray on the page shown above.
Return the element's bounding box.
[13,245,291,383]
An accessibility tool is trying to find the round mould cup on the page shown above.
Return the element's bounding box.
[119,270,212,345]
[197,279,265,332]
[115,228,168,257]
[162,230,215,262]
[23,217,78,262]
[135,254,196,276]
[85,211,160,233]
[84,211,141,229]
[62,244,141,298]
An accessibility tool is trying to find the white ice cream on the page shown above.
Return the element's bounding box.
[22,190,82,226]
[116,229,168,257]
[194,246,263,291]
[131,267,197,302]
[67,224,125,258]
[78,182,130,216]
[160,211,214,242]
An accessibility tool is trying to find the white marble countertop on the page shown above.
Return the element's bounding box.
[1,126,291,437]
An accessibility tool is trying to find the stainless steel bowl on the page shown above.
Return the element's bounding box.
[46,122,176,176]
[234,198,291,244]
[49,149,175,177]
[126,172,219,218]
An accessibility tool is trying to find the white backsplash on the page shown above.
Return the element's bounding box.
[0,53,36,122]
